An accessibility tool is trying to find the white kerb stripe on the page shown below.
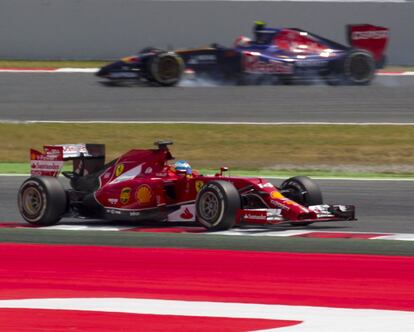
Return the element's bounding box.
[0,298,412,332]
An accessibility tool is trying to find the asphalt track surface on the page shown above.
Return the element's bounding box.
[2,176,413,234]
[1,73,414,123]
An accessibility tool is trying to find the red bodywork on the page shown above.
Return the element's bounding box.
[348,24,388,62]
[30,143,355,226]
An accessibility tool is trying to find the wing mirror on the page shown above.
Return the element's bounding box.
[215,167,229,176]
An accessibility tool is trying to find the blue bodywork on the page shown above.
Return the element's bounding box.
[96,25,380,85]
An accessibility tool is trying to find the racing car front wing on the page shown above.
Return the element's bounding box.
[239,204,356,225]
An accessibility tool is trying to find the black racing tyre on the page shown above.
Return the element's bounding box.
[148,52,184,86]
[17,176,67,226]
[196,181,241,231]
[280,176,323,207]
[343,50,375,85]
[280,176,323,226]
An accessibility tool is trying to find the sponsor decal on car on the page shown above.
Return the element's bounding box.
[108,198,118,205]
[195,180,204,193]
[351,30,388,40]
[243,53,294,74]
[258,182,274,189]
[295,60,327,67]
[136,185,152,205]
[270,191,284,199]
[180,208,194,220]
[244,213,267,221]
[167,204,196,222]
[105,208,121,215]
[187,54,217,65]
[115,164,125,177]
[129,211,141,217]
[120,187,131,205]
[271,200,289,210]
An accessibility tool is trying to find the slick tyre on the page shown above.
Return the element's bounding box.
[280,176,323,226]
[196,181,241,231]
[148,52,184,86]
[18,176,67,226]
[280,176,323,207]
[343,50,375,85]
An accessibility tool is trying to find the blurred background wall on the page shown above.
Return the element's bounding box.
[0,1,412,64]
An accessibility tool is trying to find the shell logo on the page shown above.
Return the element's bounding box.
[120,187,131,205]
[115,163,125,177]
[136,185,152,205]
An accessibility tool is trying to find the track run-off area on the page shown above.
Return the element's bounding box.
[0,70,413,331]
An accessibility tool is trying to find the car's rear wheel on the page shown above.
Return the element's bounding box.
[18,176,67,226]
[323,50,375,86]
[147,52,184,86]
[280,176,323,226]
[344,50,375,85]
[196,181,240,231]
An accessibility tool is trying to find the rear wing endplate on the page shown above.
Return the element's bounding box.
[30,144,105,177]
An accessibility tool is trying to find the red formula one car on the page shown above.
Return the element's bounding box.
[18,142,355,230]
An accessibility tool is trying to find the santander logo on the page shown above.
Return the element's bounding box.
[180,208,194,220]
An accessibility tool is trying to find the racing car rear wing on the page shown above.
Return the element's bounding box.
[347,24,388,66]
[30,144,105,177]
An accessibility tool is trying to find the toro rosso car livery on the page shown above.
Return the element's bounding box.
[18,141,355,230]
[96,22,388,86]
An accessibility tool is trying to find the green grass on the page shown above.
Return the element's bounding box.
[1,123,413,176]
[2,163,414,179]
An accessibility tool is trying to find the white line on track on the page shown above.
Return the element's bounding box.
[0,298,412,332]
[1,120,414,126]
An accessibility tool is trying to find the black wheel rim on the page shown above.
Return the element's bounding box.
[158,57,179,81]
[348,54,373,82]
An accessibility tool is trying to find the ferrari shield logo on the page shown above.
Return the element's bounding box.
[195,180,204,192]
[115,163,125,177]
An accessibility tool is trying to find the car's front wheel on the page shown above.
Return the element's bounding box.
[147,52,184,86]
[280,176,323,226]
[196,181,240,231]
[17,176,67,226]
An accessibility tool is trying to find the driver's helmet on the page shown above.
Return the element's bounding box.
[174,160,192,175]
[234,35,252,48]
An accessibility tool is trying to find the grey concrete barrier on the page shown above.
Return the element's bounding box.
[0,1,413,64]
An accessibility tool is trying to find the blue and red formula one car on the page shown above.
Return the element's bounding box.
[96,22,388,86]
[18,141,355,230]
